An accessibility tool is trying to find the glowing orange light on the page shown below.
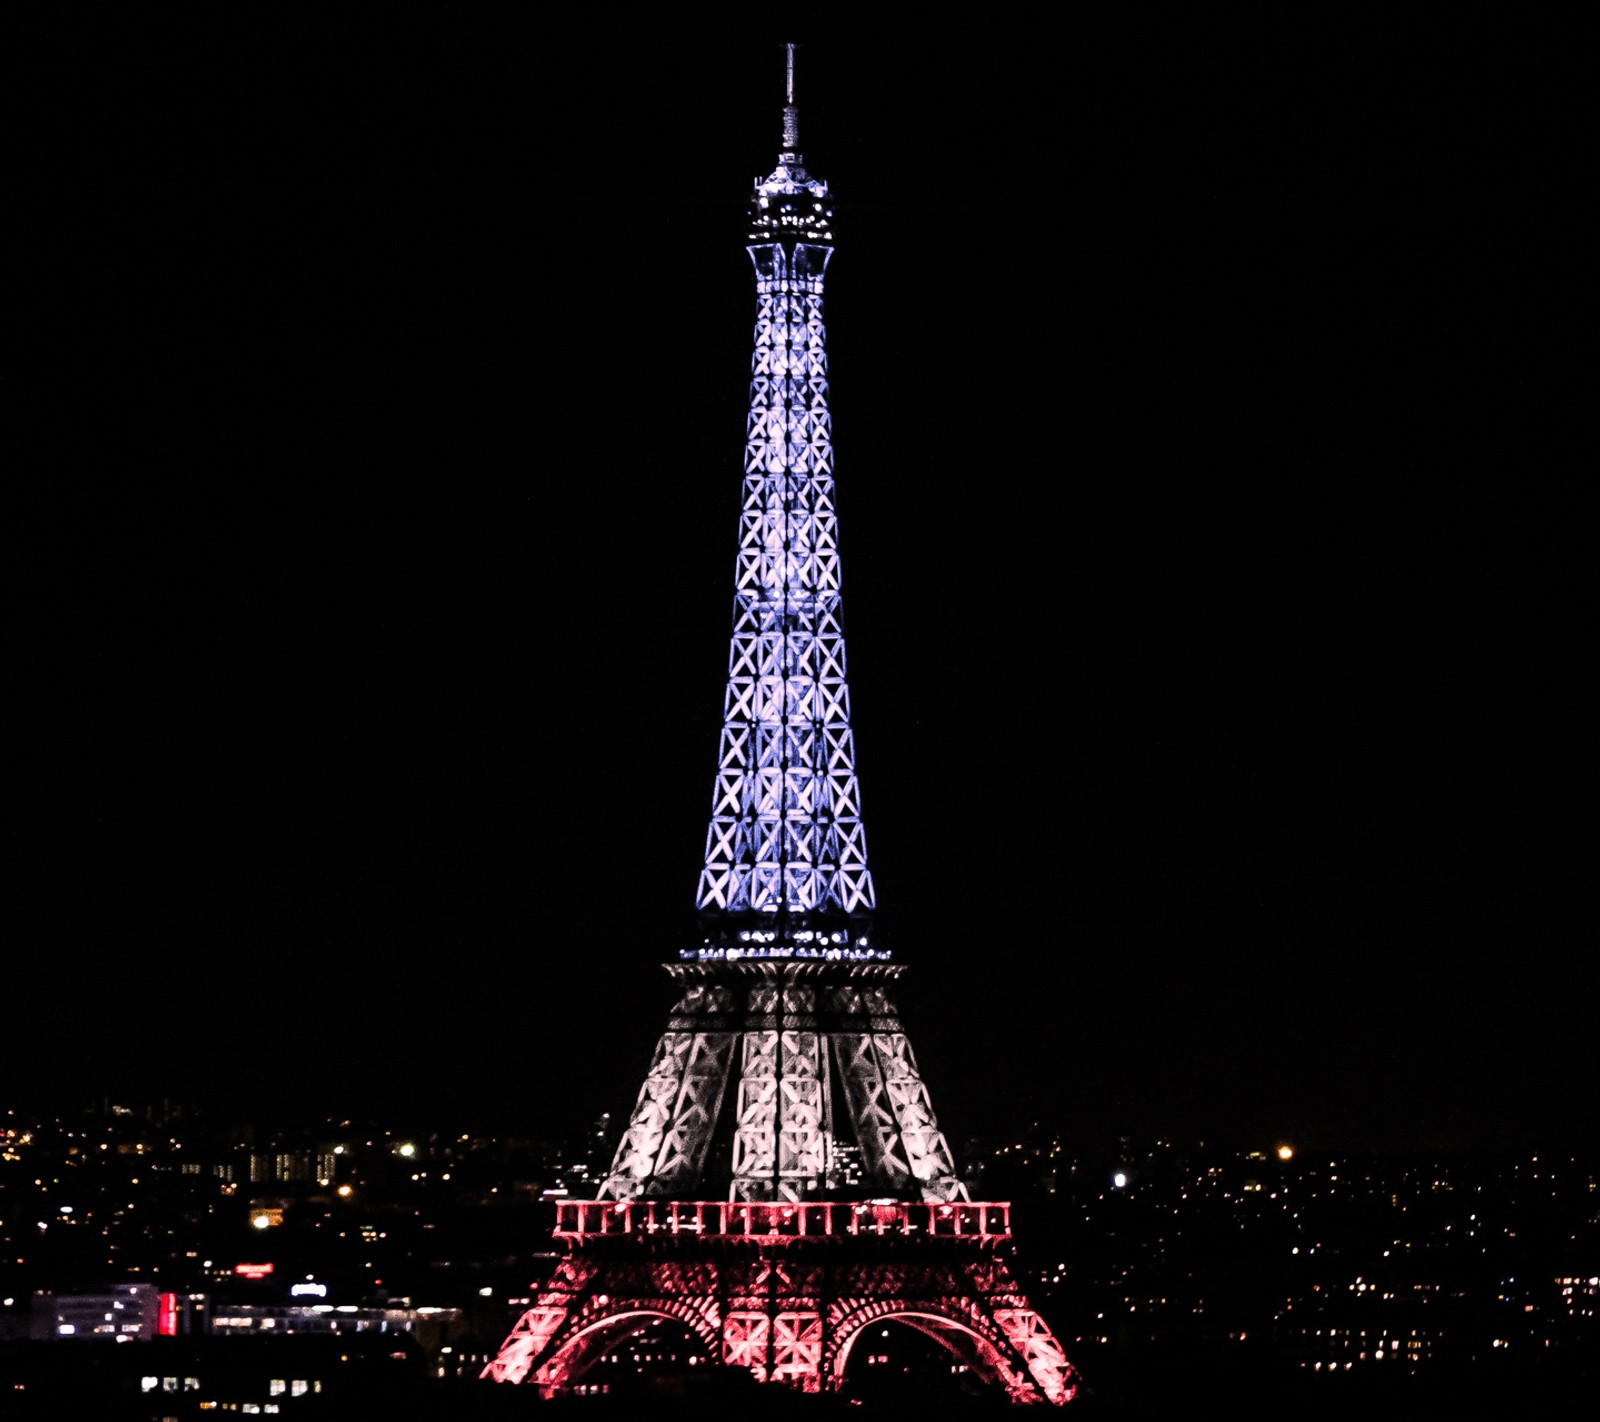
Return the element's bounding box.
[1277,1144,1295,1162]
[337,1185,353,1198]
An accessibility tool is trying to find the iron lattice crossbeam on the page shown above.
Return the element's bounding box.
[696,237,875,923]
[598,961,965,1204]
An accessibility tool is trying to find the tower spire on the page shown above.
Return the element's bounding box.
[703,45,852,956]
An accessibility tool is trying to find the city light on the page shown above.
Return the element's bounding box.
[6,1104,1593,1400]
[1277,1144,1295,1162]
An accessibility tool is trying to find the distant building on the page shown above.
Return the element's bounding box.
[31,1283,162,1341]
[0,1332,428,1414]
[248,1150,319,1184]
[208,1302,460,1340]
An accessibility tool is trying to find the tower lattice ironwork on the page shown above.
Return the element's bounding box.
[484,48,1078,1405]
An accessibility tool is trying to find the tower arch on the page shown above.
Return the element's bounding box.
[529,1303,721,1394]
[828,1299,1035,1401]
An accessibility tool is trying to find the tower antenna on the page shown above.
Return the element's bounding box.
[782,42,800,152]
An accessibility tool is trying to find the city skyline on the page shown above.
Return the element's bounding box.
[7,1099,1592,1414]
[20,19,1587,1155]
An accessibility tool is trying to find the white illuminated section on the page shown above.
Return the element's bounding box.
[1112,1172,1128,1189]
[695,137,871,929]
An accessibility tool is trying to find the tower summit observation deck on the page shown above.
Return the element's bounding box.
[484,48,1078,1403]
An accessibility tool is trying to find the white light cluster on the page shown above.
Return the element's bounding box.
[680,944,889,963]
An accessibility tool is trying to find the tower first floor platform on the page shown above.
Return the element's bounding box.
[483,1204,1077,1403]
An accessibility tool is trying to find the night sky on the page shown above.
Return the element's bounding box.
[18,15,1589,1151]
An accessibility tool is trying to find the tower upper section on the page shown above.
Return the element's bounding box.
[692,48,878,963]
[746,49,834,248]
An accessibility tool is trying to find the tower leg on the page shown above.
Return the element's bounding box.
[994,1307,1078,1405]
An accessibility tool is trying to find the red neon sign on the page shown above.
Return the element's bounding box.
[157,1292,178,1336]
[234,1262,274,1279]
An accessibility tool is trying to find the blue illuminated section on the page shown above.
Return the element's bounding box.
[692,121,883,963]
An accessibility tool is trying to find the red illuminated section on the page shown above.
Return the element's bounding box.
[552,1199,1012,1241]
[157,1293,178,1337]
[233,1262,274,1279]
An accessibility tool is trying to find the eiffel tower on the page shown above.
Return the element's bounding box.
[484,47,1078,1405]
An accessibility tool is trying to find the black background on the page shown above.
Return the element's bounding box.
[16,12,1590,1150]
